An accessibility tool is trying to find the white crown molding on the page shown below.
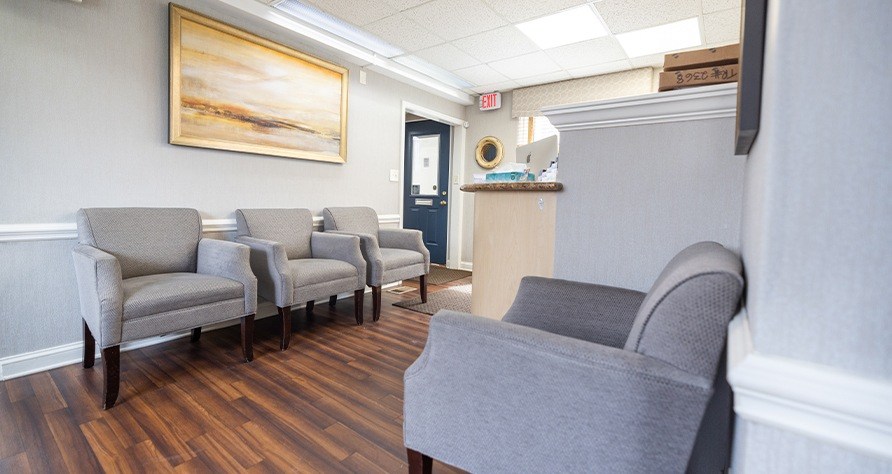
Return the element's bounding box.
[727,311,892,460]
[0,215,402,243]
[542,82,738,131]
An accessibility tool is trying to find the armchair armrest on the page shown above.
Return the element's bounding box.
[502,276,645,348]
[234,236,291,308]
[326,230,382,285]
[197,238,257,314]
[71,245,124,347]
[404,311,712,473]
[311,232,366,288]
[378,228,430,273]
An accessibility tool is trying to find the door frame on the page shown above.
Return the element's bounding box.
[400,101,468,270]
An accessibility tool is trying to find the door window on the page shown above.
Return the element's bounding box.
[410,135,440,195]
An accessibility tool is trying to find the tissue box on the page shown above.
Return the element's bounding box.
[485,172,534,182]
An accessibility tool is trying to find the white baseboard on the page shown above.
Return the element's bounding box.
[458,261,473,271]
[727,311,892,459]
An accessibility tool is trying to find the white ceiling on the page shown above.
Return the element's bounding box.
[258,0,740,96]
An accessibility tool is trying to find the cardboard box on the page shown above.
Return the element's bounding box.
[663,44,740,71]
[658,63,739,92]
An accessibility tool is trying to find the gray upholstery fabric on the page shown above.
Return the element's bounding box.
[235,236,293,307]
[382,263,427,287]
[77,208,200,279]
[404,311,712,474]
[310,232,366,288]
[236,208,313,260]
[197,238,258,314]
[503,276,646,348]
[379,228,431,273]
[323,206,380,235]
[381,248,424,270]
[71,245,124,348]
[122,272,243,320]
[289,258,358,288]
[121,298,244,343]
[624,242,744,380]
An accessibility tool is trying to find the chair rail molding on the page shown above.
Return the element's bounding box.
[0,215,401,243]
[543,82,737,132]
[727,311,892,459]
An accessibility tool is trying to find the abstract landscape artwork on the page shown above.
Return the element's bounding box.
[169,5,348,163]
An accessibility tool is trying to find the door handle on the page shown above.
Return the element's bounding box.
[442,191,447,196]
[440,200,447,206]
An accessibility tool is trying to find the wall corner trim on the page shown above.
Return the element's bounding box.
[727,311,892,460]
[542,82,737,132]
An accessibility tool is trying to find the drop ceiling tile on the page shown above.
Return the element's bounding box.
[544,37,627,70]
[595,0,700,34]
[365,13,446,53]
[482,0,591,23]
[703,8,741,44]
[453,26,540,63]
[471,80,520,94]
[489,51,564,79]
[404,0,507,41]
[702,0,740,14]
[304,0,398,26]
[513,71,572,88]
[453,64,509,86]
[629,53,665,68]
[383,0,430,12]
[567,59,633,78]
[414,43,481,71]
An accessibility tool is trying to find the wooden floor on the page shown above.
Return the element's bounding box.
[0,278,471,473]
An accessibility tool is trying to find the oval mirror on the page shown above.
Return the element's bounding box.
[475,136,504,169]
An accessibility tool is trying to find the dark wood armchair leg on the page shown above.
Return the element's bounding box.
[354,289,364,325]
[190,327,202,342]
[241,314,254,362]
[306,300,315,314]
[372,286,381,322]
[420,274,428,303]
[83,319,95,368]
[278,306,292,351]
[407,448,432,474]
[329,295,337,307]
[102,346,120,410]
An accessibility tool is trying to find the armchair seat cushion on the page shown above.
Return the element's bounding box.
[289,258,358,288]
[381,248,424,270]
[123,273,244,320]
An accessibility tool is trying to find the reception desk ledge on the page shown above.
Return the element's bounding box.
[460,182,563,192]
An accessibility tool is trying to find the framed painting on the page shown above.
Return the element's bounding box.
[734,0,767,155]
[169,5,348,163]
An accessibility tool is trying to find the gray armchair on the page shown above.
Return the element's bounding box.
[72,208,257,409]
[403,242,744,473]
[235,208,366,349]
[322,206,430,321]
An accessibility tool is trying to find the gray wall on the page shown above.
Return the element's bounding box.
[554,118,745,292]
[460,91,519,264]
[0,0,464,358]
[733,0,892,470]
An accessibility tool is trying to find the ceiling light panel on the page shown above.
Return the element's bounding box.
[615,17,702,58]
[516,4,609,50]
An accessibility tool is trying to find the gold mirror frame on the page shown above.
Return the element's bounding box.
[475,136,504,169]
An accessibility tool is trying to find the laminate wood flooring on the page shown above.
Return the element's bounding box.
[0,278,471,473]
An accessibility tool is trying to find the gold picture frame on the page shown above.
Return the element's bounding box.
[475,136,504,169]
[169,5,348,163]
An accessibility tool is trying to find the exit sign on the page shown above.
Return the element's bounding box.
[479,92,501,111]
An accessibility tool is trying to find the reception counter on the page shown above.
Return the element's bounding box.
[461,182,563,319]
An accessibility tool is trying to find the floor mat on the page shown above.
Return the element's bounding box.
[409,265,472,285]
[393,284,471,315]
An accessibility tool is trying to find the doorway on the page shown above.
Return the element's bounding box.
[403,119,451,264]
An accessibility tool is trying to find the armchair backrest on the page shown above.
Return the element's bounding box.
[624,242,744,381]
[76,208,201,279]
[235,208,313,260]
[322,207,380,236]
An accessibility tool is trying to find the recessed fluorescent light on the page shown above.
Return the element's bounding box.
[516,5,608,50]
[615,18,702,58]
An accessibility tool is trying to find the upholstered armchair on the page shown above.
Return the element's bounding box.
[72,208,257,409]
[235,208,367,348]
[403,242,744,473]
[322,207,430,321]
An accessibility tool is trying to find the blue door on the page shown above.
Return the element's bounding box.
[404,120,451,265]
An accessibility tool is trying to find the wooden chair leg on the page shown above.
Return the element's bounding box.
[354,289,364,325]
[101,346,120,410]
[83,319,95,368]
[241,314,254,362]
[420,274,428,303]
[190,327,202,342]
[306,300,315,314]
[329,295,338,307]
[278,306,291,351]
[372,286,381,322]
[407,448,432,474]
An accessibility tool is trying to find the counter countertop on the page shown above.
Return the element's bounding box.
[460,182,563,192]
